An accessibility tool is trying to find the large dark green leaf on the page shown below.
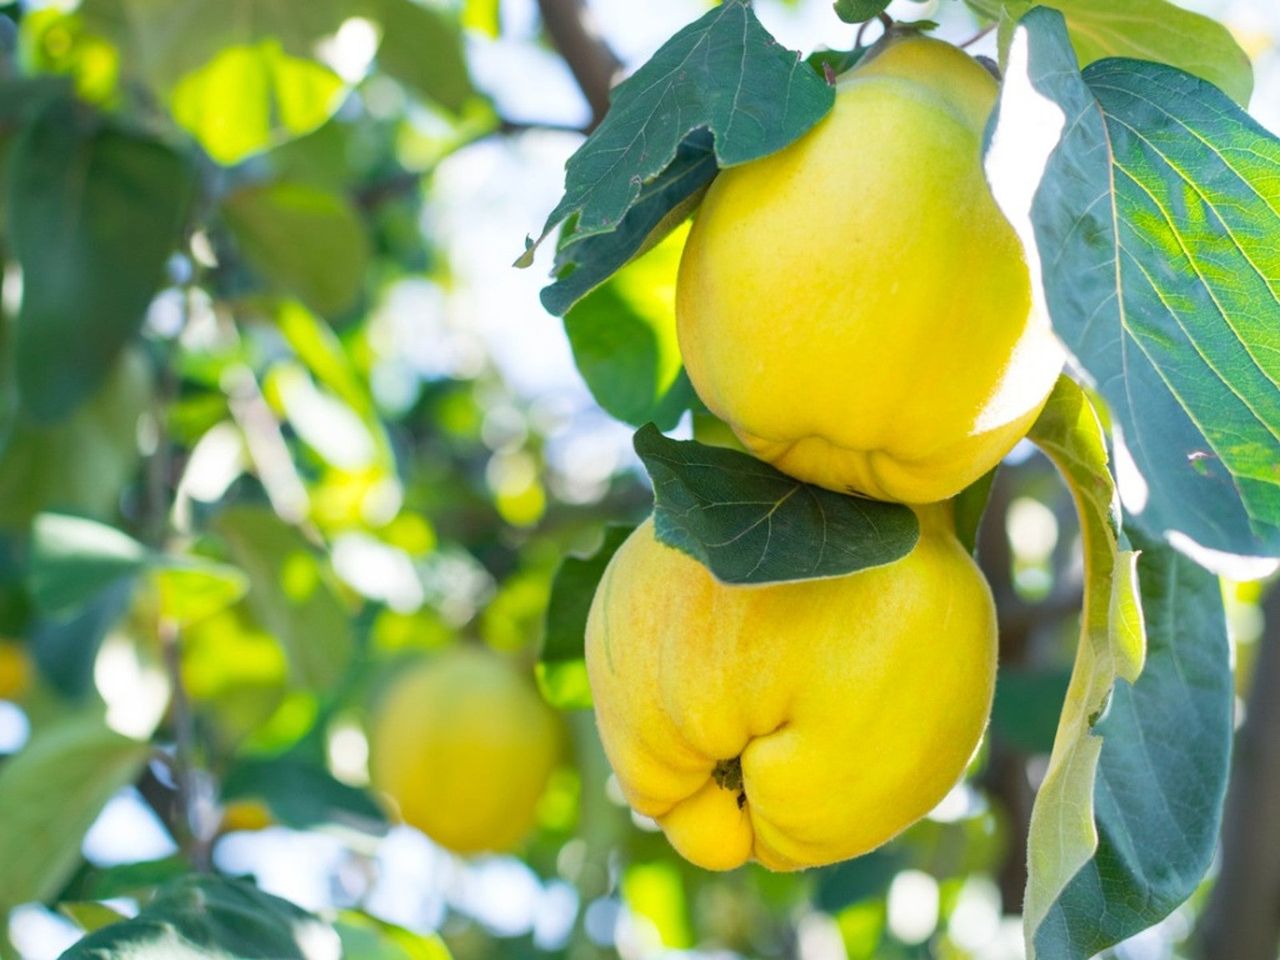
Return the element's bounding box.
[540,130,716,316]
[521,0,832,269]
[633,425,918,585]
[986,8,1280,564]
[1036,529,1232,959]
[1022,377,1145,957]
[0,714,151,909]
[7,102,194,421]
[965,0,1253,105]
[58,874,340,959]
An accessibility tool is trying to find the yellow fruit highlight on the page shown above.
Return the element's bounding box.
[369,646,561,854]
[585,504,996,871]
[677,36,1062,504]
[0,642,31,702]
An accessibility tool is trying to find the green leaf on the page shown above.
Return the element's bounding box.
[539,525,632,709]
[221,757,387,833]
[563,224,689,428]
[543,526,632,665]
[1022,377,1145,958]
[171,40,345,165]
[0,714,150,909]
[29,513,248,626]
[7,101,194,421]
[991,666,1070,753]
[633,424,919,585]
[814,848,905,911]
[58,874,340,959]
[1036,528,1232,958]
[952,467,998,557]
[966,0,1253,105]
[59,902,130,934]
[986,8,1280,564]
[222,181,370,316]
[80,0,348,90]
[32,581,135,700]
[833,0,892,24]
[336,912,453,960]
[0,350,150,529]
[540,130,716,316]
[29,514,148,617]
[151,559,250,626]
[215,505,354,690]
[461,0,500,38]
[524,0,833,263]
[367,0,473,112]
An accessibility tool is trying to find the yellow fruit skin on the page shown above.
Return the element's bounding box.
[585,505,996,871]
[369,647,561,855]
[676,37,1062,504]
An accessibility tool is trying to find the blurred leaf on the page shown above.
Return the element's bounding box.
[367,0,472,112]
[539,130,716,316]
[68,856,187,902]
[0,349,150,529]
[987,9,1280,561]
[991,666,1070,754]
[968,0,1253,105]
[622,862,691,948]
[7,101,193,421]
[274,301,375,418]
[31,578,135,699]
[223,181,370,315]
[80,0,347,91]
[221,757,387,833]
[833,0,892,24]
[539,525,631,710]
[953,467,997,557]
[1022,377,1145,956]
[59,901,129,933]
[522,0,832,262]
[0,714,150,909]
[543,526,631,664]
[563,224,689,428]
[172,40,345,165]
[814,848,905,912]
[337,912,453,960]
[1038,529,1232,957]
[152,560,250,626]
[634,425,919,585]
[29,513,147,617]
[18,9,120,104]
[215,505,354,690]
[58,874,340,959]
[460,0,499,37]
[29,513,247,626]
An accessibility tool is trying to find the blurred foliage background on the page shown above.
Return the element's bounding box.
[0,1,1276,959]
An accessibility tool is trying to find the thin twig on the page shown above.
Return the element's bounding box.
[960,23,997,49]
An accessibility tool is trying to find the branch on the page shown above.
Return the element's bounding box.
[1195,585,1280,960]
[535,0,622,130]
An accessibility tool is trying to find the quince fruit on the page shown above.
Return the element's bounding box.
[369,647,561,854]
[585,504,995,870]
[677,35,1062,503]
